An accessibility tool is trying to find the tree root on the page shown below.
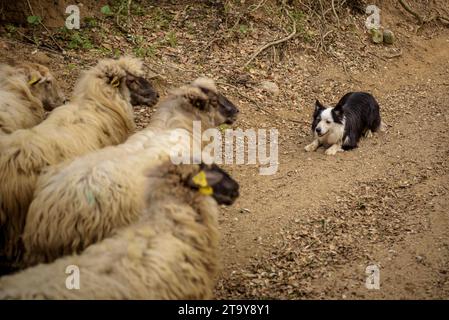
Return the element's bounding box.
[244,7,297,67]
[398,0,449,27]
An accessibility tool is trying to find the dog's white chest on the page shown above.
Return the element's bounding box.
[318,125,344,146]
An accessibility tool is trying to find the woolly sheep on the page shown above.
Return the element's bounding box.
[0,162,240,299]
[23,77,239,266]
[0,62,65,134]
[0,56,158,270]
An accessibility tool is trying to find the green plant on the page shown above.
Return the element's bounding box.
[32,34,41,46]
[66,63,77,71]
[165,31,177,47]
[113,48,121,58]
[84,17,98,28]
[27,15,42,26]
[131,2,145,16]
[239,24,249,35]
[67,32,93,50]
[144,7,173,30]
[5,24,16,35]
[133,45,157,58]
[101,5,113,16]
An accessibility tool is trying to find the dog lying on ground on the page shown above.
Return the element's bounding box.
[305,92,383,155]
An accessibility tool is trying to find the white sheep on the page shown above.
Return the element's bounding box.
[0,162,239,299]
[0,56,158,268]
[23,77,239,267]
[0,62,65,134]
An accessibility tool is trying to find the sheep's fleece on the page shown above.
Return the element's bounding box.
[23,77,238,266]
[0,163,239,299]
[0,56,146,265]
[0,62,65,134]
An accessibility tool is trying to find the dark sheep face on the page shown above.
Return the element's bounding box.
[217,93,239,124]
[125,74,159,107]
[196,87,239,125]
[189,163,240,206]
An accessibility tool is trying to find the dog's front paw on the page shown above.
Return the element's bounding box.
[304,140,319,152]
[304,144,314,152]
[325,145,342,156]
[364,130,373,138]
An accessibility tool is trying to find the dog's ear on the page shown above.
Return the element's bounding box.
[315,100,325,112]
[332,104,344,121]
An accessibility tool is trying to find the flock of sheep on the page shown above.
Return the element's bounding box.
[0,56,240,299]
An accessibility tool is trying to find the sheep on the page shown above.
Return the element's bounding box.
[0,62,65,135]
[0,56,159,271]
[0,162,240,299]
[22,77,239,267]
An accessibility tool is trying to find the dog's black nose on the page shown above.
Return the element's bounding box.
[315,127,321,134]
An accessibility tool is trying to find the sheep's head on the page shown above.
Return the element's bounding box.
[186,163,240,205]
[147,162,240,206]
[18,62,66,111]
[180,77,239,126]
[97,56,159,107]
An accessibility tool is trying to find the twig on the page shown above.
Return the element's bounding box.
[10,33,63,55]
[127,0,132,22]
[318,0,327,24]
[115,0,133,34]
[398,0,423,24]
[216,81,305,124]
[398,0,449,27]
[244,8,296,67]
[368,51,388,62]
[26,0,35,16]
[331,0,340,27]
[248,0,267,12]
[39,22,64,53]
[26,0,64,52]
[385,50,403,59]
[216,81,263,111]
[438,16,449,25]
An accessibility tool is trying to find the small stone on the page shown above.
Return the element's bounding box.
[260,81,280,96]
[371,28,383,44]
[383,29,395,44]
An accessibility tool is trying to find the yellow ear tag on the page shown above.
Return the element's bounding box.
[192,170,208,188]
[199,185,213,196]
[111,77,120,87]
[192,171,214,196]
[28,75,40,86]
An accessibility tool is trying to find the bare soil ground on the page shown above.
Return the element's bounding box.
[1,0,448,299]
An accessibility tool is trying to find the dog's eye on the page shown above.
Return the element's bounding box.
[326,120,331,124]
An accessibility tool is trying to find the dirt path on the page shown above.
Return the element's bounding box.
[215,32,449,299]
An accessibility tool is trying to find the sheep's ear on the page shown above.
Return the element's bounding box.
[110,76,120,88]
[190,170,214,196]
[28,74,46,86]
[187,87,210,111]
[204,168,224,186]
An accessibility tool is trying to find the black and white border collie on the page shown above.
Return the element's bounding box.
[304,92,383,155]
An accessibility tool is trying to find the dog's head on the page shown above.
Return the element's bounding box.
[311,100,344,138]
